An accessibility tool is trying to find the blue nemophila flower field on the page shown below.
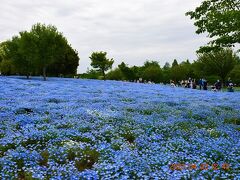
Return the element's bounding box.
[0,77,240,179]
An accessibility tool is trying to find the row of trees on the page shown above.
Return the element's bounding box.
[0,23,79,80]
[81,49,240,86]
[81,0,240,85]
[0,0,239,83]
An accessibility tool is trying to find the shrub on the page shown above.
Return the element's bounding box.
[121,131,135,143]
[74,147,100,171]
[39,150,49,166]
[224,118,240,125]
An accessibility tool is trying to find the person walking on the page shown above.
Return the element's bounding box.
[192,79,197,89]
[214,80,222,91]
[198,79,203,90]
[203,79,208,90]
[227,79,234,92]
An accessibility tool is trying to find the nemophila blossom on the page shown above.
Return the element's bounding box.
[0,76,240,179]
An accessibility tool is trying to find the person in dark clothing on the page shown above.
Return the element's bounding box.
[214,80,222,91]
[187,78,192,88]
[198,79,203,90]
[203,79,208,90]
[227,80,234,92]
[192,80,197,89]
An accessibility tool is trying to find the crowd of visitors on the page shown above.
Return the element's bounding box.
[170,78,235,92]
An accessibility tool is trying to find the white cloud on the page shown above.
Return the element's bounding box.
[0,0,209,73]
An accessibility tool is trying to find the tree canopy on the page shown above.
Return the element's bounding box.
[186,0,240,53]
[172,59,178,67]
[118,62,135,80]
[196,48,238,83]
[31,23,70,80]
[0,23,79,80]
[89,51,114,80]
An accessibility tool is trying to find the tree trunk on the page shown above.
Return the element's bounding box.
[26,75,29,79]
[102,70,106,81]
[43,67,47,81]
[222,78,225,87]
[221,76,225,87]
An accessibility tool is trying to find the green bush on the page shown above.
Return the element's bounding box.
[74,147,100,171]
[106,68,124,80]
[224,118,240,125]
[121,131,136,143]
[39,150,49,166]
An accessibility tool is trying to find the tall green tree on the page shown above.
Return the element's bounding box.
[130,65,142,80]
[172,59,178,67]
[186,0,240,53]
[141,61,163,83]
[197,49,237,84]
[170,65,187,82]
[31,23,69,80]
[89,51,114,80]
[118,62,135,80]
[142,66,163,83]
[1,38,22,76]
[17,31,38,78]
[180,60,195,79]
[47,45,79,76]
[163,62,171,70]
[162,62,171,83]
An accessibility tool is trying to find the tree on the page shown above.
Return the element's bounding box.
[106,68,124,80]
[89,51,114,80]
[192,61,204,80]
[31,23,69,80]
[0,43,4,64]
[186,0,240,53]
[0,59,15,75]
[142,66,163,83]
[17,31,38,78]
[0,42,6,73]
[47,45,79,76]
[0,24,79,79]
[172,59,178,67]
[170,65,187,82]
[197,48,237,84]
[1,36,36,78]
[229,65,240,85]
[0,39,21,76]
[163,62,171,70]
[118,62,135,80]
[80,69,101,79]
[130,65,142,80]
[62,46,79,75]
[180,60,195,79]
[140,61,162,83]
[143,60,160,69]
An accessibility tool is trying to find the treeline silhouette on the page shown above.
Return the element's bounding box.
[80,49,240,86]
[0,24,239,85]
[0,23,79,80]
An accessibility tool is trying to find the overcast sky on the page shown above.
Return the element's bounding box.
[0,0,209,73]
